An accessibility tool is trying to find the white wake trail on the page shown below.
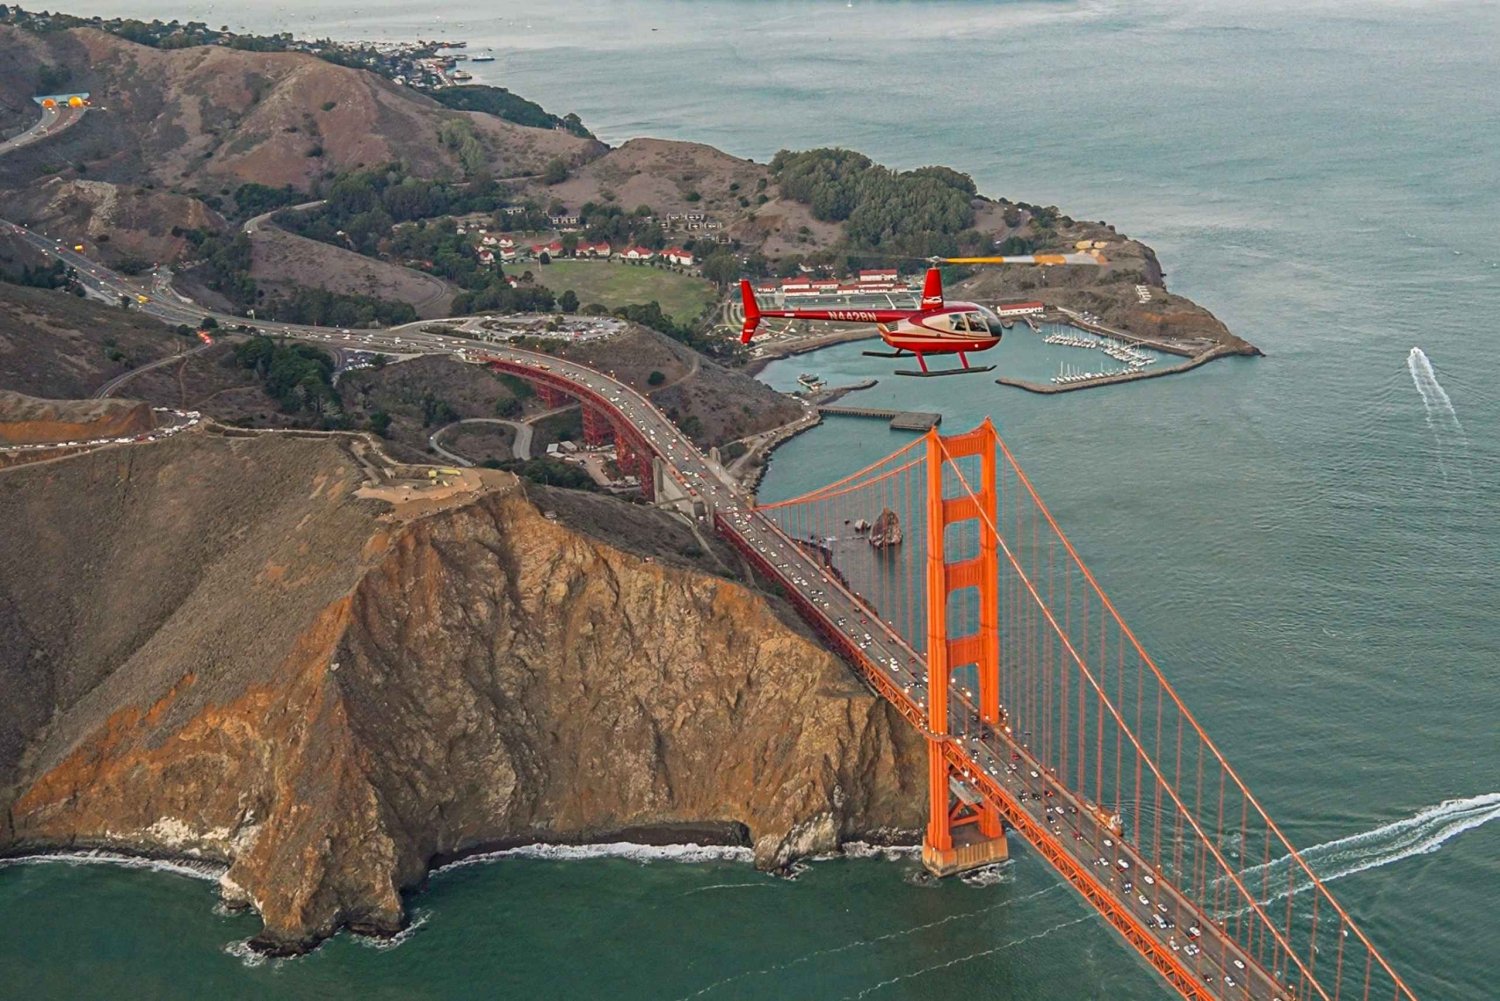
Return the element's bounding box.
[1406,347,1471,482]
[1227,792,1500,909]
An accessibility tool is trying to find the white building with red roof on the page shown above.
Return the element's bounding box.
[622,246,656,261]
[663,247,696,266]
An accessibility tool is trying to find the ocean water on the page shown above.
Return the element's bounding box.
[4,2,1499,999]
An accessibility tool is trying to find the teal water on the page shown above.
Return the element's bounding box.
[6,2,1499,999]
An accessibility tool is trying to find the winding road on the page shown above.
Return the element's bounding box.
[428,417,532,466]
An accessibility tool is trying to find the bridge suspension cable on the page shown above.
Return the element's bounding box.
[756,421,1417,1001]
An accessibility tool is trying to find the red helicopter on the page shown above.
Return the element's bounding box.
[738,253,1101,377]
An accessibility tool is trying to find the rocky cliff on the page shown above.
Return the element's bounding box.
[0,430,923,953]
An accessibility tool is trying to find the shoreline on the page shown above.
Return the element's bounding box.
[1,826,921,954]
[742,329,880,377]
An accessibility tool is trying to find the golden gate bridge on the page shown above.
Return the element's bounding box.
[735,420,1416,1001]
[498,358,1420,1001]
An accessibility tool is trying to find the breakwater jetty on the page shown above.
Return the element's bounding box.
[996,346,1234,394]
[819,405,942,431]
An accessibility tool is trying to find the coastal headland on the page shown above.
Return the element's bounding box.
[0,5,1255,954]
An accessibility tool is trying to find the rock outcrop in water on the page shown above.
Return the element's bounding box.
[0,430,923,953]
[868,508,903,549]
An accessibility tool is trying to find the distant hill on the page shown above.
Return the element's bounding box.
[0,24,605,261]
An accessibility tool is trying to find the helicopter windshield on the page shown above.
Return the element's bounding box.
[960,309,1008,336]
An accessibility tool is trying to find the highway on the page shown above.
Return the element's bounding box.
[0,102,82,156]
[0,104,1288,1001]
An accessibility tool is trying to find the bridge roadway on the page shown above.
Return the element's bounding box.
[1,119,1285,1001]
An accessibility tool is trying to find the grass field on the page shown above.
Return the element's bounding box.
[532,260,717,322]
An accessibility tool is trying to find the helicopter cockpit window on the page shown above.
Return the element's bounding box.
[949,313,971,332]
[965,312,987,332]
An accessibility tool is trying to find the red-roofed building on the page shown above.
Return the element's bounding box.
[477,249,495,266]
[576,241,612,258]
[530,240,564,257]
[664,247,696,266]
[996,300,1045,317]
[858,268,900,284]
[622,246,656,261]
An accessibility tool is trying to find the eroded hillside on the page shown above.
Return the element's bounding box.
[0,430,923,952]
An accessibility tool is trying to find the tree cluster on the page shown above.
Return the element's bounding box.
[232,336,339,415]
[430,85,592,138]
[260,286,416,328]
[769,148,984,258]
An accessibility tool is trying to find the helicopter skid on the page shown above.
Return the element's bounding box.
[861,349,911,358]
[894,364,996,378]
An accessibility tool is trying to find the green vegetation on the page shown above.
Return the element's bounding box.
[612,301,710,352]
[232,336,339,415]
[34,62,72,94]
[182,229,256,306]
[647,370,666,387]
[430,85,592,138]
[261,286,416,328]
[437,118,488,178]
[233,182,301,219]
[769,148,985,258]
[489,457,598,492]
[533,260,713,323]
[4,259,80,293]
[542,158,569,185]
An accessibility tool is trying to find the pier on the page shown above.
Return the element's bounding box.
[818,405,942,431]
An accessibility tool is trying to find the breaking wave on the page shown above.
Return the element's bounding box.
[434,841,755,874]
[0,849,226,882]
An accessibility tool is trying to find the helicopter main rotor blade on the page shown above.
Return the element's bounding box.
[936,252,1106,266]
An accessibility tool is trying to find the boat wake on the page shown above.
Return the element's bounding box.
[1226,792,1500,908]
[1406,347,1471,483]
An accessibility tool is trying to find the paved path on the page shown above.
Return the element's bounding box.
[428,417,531,466]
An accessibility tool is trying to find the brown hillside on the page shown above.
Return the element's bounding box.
[2,178,225,265]
[0,25,602,196]
[531,137,766,218]
[247,226,459,320]
[0,280,184,399]
[0,431,922,952]
[0,388,154,444]
[552,325,805,446]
